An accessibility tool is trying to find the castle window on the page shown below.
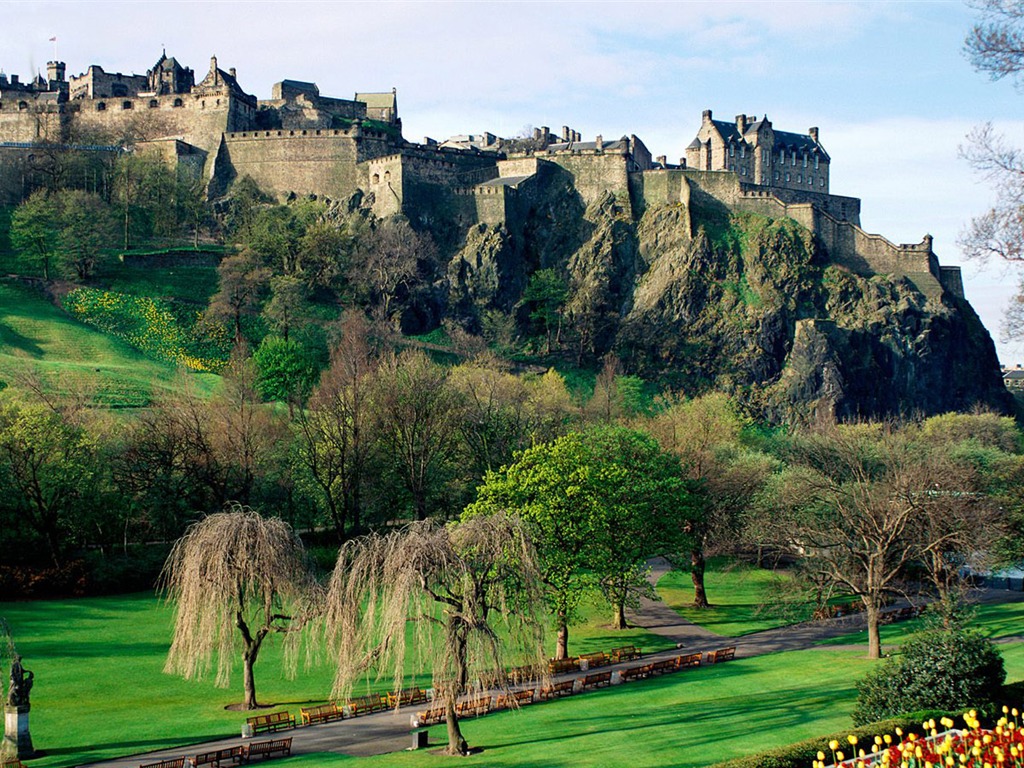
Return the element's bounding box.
[96,102,106,111]
[774,171,779,181]
[802,154,807,168]
[808,176,813,186]
[740,144,745,158]
[729,145,734,157]
[18,101,28,111]
[785,172,791,182]
[762,149,769,163]
[791,152,796,166]
[148,99,158,109]
[122,101,133,110]
[779,150,784,164]
[173,98,183,107]
[384,170,391,181]
[797,174,802,183]
[819,178,825,187]
[814,156,819,170]
[740,167,747,176]
[372,173,380,183]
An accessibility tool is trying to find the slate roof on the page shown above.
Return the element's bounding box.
[547,137,629,152]
[710,119,829,160]
[479,175,531,188]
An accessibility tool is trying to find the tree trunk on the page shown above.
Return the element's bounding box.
[242,649,259,709]
[612,600,627,630]
[444,702,468,755]
[555,611,569,660]
[865,598,881,660]
[691,547,709,608]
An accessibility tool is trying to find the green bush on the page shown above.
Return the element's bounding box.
[851,627,1005,725]
[708,710,956,768]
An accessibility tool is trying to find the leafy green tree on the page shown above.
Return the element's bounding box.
[648,392,773,608]
[466,425,694,656]
[56,190,118,280]
[10,191,59,280]
[252,335,317,409]
[0,402,100,568]
[519,268,567,354]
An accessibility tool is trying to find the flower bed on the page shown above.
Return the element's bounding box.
[814,710,1024,768]
[63,288,230,372]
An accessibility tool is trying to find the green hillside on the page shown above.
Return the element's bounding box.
[0,280,220,407]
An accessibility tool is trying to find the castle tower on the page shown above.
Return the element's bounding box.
[46,61,65,84]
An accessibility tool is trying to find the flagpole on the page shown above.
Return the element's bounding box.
[49,36,57,61]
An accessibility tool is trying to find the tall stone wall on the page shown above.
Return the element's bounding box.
[216,127,393,201]
[630,168,691,214]
[539,151,632,213]
[0,101,64,143]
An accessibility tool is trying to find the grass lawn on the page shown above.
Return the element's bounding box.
[656,557,813,636]
[101,263,219,307]
[0,281,219,406]
[5,591,1024,768]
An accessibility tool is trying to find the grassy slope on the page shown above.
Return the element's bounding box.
[5,592,1024,768]
[0,281,219,406]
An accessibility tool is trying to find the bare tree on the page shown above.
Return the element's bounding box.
[372,349,463,520]
[349,217,436,327]
[296,311,378,538]
[206,250,270,346]
[961,1,1024,336]
[160,506,317,710]
[323,514,546,755]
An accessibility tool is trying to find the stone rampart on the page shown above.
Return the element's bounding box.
[538,150,632,213]
[630,168,691,213]
[217,127,393,201]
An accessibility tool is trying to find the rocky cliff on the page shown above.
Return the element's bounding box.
[443,190,1011,422]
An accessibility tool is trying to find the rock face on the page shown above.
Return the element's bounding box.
[440,196,1011,421]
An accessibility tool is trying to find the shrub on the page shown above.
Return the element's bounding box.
[851,627,1005,725]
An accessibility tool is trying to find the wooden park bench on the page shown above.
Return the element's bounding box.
[189,745,245,768]
[538,679,575,700]
[300,702,345,725]
[246,710,295,734]
[582,671,612,690]
[577,651,610,668]
[346,693,388,716]
[506,664,543,684]
[620,663,652,682]
[548,657,579,675]
[414,704,447,726]
[494,688,535,709]
[455,695,492,717]
[674,652,702,669]
[139,759,186,768]
[611,645,642,663]
[649,658,678,675]
[705,646,736,664]
[244,738,293,761]
[387,687,428,708]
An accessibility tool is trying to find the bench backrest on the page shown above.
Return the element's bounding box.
[193,747,242,765]
[139,760,184,768]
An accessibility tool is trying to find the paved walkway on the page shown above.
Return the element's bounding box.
[79,562,1024,768]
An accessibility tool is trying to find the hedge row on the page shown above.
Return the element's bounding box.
[707,710,959,768]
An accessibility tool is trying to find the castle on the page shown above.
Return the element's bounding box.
[0,52,962,302]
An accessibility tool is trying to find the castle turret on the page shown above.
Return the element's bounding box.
[46,61,65,84]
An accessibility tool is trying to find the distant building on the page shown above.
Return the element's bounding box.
[685,109,830,194]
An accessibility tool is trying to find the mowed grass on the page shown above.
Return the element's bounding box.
[4,592,1024,768]
[656,557,811,636]
[101,263,219,307]
[0,281,219,406]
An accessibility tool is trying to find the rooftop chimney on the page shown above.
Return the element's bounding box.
[229,67,236,79]
[736,114,747,133]
[809,127,819,143]
[702,109,712,122]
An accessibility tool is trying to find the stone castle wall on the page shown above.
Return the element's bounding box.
[536,150,632,212]
[215,126,393,202]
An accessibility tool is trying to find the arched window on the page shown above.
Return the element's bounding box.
[96,102,106,111]
[149,99,158,109]
[122,101,133,110]
[372,173,380,183]
[173,98,183,107]
[384,170,391,181]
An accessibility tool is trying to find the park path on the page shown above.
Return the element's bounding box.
[77,563,1024,768]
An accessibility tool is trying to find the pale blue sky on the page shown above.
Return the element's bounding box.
[5,0,1024,363]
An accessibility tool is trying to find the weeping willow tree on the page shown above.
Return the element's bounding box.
[324,513,547,756]
[160,506,317,710]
